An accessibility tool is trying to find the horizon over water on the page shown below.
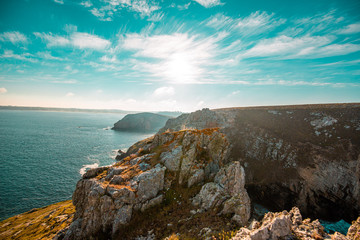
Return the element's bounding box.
[0,110,152,221]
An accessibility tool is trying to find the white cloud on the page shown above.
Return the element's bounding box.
[243,35,332,58]
[131,0,160,16]
[283,10,344,36]
[338,23,360,34]
[34,32,70,47]
[71,32,111,50]
[34,32,110,50]
[100,55,118,63]
[0,31,28,44]
[66,92,75,97]
[147,12,164,22]
[193,0,222,8]
[53,0,64,4]
[1,50,37,62]
[37,51,63,61]
[80,0,93,7]
[243,35,360,59]
[236,11,286,35]
[84,0,160,21]
[64,24,77,33]
[205,13,232,29]
[153,86,175,98]
[0,87,7,94]
[205,11,285,36]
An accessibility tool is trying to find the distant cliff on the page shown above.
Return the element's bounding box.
[112,112,171,132]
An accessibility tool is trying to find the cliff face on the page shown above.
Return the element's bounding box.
[62,103,360,239]
[161,104,360,222]
[64,128,251,239]
[112,112,171,132]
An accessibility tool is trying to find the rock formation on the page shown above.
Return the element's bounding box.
[60,103,360,239]
[64,128,251,239]
[160,104,360,222]
[112,112,171,132]
[231,207,360,240]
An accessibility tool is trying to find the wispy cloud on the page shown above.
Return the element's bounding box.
[34,32,70,47]
[66,92,75,97]
[71,32,111,50]
[37,51,64,61]
[0,31,28,44]
[337,23,360,34]
[205,11,285,36]
[193,0,222,8]
[53,0,64,4]
[100,55,118,63]
[80,0,92,8]
[147,12,164,22]
[0,87,7,94]
[241,35,360,59]
[281,10,344,36]
[1,50,37,62]
[34,31,110,50]
[153,86,175,98]
[83,0,160,21]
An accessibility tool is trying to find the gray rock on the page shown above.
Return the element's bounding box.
[82,166,109,179]
[135,166,166,203]
[192,182,226,210]
[141,194,164,212]
[187,169,205,188]
[160,146,182,172]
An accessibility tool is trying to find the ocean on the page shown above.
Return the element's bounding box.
[0,110,152,221]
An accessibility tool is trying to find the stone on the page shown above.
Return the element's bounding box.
[141,194,164,212]
[112,204,133,235]
[82,166,109,179]
[160,146,182,172]
[187,169,205,188]
[347,216,360,240]
[135,166,166,202]
[192,182,226,210]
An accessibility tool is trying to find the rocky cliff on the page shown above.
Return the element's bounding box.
[64,128,251,239]
[60,103,360,239]
[160,104,360,222]
[112,112,171,132]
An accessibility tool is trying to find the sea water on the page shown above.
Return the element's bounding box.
[0,110,152,220]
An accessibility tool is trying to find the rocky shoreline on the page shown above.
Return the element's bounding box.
[1,103,359,239]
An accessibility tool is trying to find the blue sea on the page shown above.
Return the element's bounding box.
[0,110,152,221]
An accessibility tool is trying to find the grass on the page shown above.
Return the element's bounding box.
[0,200,75,240]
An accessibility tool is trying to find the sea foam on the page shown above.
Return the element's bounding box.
[79,163,99,176]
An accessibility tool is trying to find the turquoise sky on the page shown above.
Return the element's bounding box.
[0,0,359,111]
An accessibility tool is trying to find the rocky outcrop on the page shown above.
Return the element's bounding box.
[231,207,359,240]
[64,128,248,239]
[193,161,250,225]
[62,103,360,239]
[157,104,360,222]
[347,217,360,239]
[112,112,171,132]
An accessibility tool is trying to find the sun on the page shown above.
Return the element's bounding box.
[164,53,198,84]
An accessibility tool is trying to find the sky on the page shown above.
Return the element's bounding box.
[0,0,359,112]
